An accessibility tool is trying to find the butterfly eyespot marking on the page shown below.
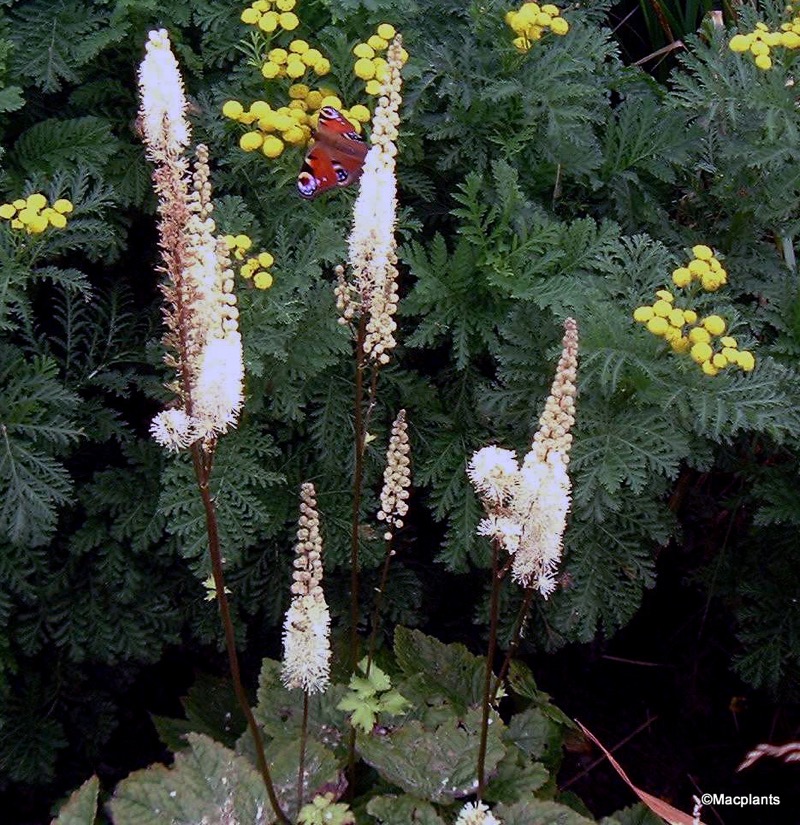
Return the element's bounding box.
[297,171,318,199]
[332,162,349,183]
[296,106,368,198]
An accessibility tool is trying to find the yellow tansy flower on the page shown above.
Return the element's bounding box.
[262,136,284,157]
[254,271,274,289]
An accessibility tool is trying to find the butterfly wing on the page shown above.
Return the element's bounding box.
[297,106,368,199]
[297,144,340,199]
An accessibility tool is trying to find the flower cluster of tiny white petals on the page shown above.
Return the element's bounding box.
[467,446,520,504]
[138,29,190,157]
[455,800,503,825]
[138,32,244,452]
[467,319,578,597]
[281,483,331,694]
[377,409,411,540]
[342,35,404,365]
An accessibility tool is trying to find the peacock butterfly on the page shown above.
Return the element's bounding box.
[297,106,368,199]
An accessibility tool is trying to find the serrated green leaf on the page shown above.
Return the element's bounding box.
[51,775,99,825]
[394,627,485,712]
[356,706,505,804]
[494,797,597,825]
[109,733,276,825]
[366,794,447,825]
[601,803,667,825]
[483,747,549,804]
[255,659,349,754]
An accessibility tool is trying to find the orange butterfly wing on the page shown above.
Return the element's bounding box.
[297,106,368,199]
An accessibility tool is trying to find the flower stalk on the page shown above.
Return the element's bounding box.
[468,318,579,803]
[138,29,288,824]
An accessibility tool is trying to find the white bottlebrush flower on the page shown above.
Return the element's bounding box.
[341,36,405,365]
[467,319,579,598]
[454,800,502,825]
[282,483,331,694]
[467,446,520,504]
[137,28,190,156]
[139,33,244,451]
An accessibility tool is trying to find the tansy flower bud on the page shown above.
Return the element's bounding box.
[701,315,726,335]
[690,342,713,364]
[262,62,281,79]
[279,12,299,30]
[258,11,279,31]
[354,42,375,59]
[688,327,711,344]
[222,99,244,119]
[239,131,263,151]
[254,271,274,289]
[262,135,284,157]
[354,57,376,79]
[691,244,713,260]
[672,267,691,287]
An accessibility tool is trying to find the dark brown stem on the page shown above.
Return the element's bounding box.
[297,691,309,814]
[365,539,395,674]
[477,538,503,800]
[491,585,536,704]
[190,442,290,825]
[350,316,368,673]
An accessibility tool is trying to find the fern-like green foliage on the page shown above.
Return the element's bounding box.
[3,0,800,813]
[0,344,81,546]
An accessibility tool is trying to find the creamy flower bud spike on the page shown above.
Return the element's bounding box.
[377,410,411,540]
[341,35,405,365]
[513,318,578,594]
[467,319,579,598]
[138,31,244,451]
[282,483,332,694]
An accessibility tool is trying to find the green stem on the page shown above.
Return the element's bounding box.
[191,442,290,825]
[477,538,502,800]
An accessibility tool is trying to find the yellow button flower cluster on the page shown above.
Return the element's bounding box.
[729,13,800,70]
[224,98,311,157]
[0,193,73,234]
[241,0,300,35]
[224,233,254,260]
[223,91,368,158]
[223,235,275,290]
[260,39,330,80]
[352,23,408,95]
[225,2,374,160]
[505,2,569,52]
[633,246,756,376]
[671,244,727,291]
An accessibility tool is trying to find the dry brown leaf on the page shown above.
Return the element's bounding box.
[738,741,800,771]
[575,720,706,825]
